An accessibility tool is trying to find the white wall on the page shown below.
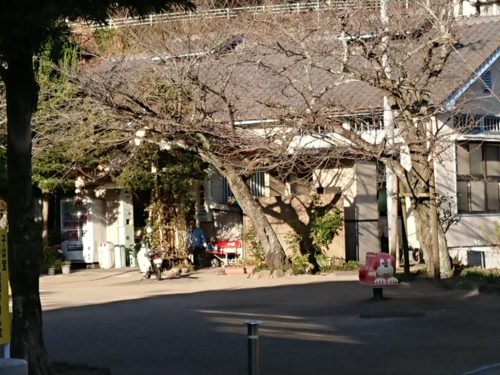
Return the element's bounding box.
[355,162,380,262]
[314,165,356,214]
[434,55,500,265]
[104,189,134,249]
[455,1,500,16]
[314,162,379,262]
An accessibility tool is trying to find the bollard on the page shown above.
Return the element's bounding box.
[246,320,262,375]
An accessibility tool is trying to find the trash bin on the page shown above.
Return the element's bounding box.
[98,242,115,269]
[128,248,137,267]
[114,245,126,268]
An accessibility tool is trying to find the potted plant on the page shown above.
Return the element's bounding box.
[223,257,260,275]
[47,265,56,276]
[61,260,72,275]
[41,246,62,275]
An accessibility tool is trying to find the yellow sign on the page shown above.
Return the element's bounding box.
[0,228,10,344]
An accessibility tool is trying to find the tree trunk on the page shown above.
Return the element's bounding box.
[225,171,287,271]
[429,178,441,278]
[412,198,452,279]
[199,151,288,271]
[388,172,399,259]
[41,191,50,248]
[398,186,410,277]
[4,53,54,374]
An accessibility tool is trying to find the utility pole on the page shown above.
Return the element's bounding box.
[380,0,399,259]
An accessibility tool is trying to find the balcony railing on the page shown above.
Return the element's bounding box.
[482,116,500,132]
[457,115,500,134]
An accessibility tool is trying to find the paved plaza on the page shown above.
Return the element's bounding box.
[41,268,500,374]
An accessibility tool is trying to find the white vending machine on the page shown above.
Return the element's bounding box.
[60,197,105,263]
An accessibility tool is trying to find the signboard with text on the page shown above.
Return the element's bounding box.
[0,228,10,344]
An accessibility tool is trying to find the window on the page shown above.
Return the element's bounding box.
[222,178,234,203]
[222,172,266,202]
[248,172,266,197]
[482,70,492,93]
[457,142,500,212]
[352,116,383,132]
[197,183,208,219]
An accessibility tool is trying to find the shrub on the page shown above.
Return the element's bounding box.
[316,254,333,271]
[314,254,360,272]
[242,227,267,269]
[310,207,343,251]
[460,267,500,283]
[285,232,313,274]
[290,251,313,274]
[333,260,360,271]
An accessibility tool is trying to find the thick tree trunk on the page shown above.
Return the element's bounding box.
[4,53,54,374]
[412,198,452,279]
[224,170,287,271]
[199,151,288,271]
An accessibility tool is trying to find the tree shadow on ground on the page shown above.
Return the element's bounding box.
[54,362,110,374]
[42,277,500,375]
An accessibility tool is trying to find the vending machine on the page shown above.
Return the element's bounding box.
[60,197,105,263]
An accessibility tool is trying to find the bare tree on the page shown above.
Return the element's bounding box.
[68,0,499,277]
[86,63,291,268]
[264,1,500,277]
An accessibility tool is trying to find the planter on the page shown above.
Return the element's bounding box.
[224,267,246,275]
[47,267,55,276]
[61,264,71,275]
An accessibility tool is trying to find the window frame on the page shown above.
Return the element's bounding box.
[456,142,500,213]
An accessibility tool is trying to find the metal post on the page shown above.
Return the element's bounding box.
[246,320,262,375]
[373,288,383,300]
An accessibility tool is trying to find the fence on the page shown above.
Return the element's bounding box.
[74,0,381,29]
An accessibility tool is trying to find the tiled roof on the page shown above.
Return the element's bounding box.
[433,16,500,106]
[97,16,500,121]
[210,16,499,118]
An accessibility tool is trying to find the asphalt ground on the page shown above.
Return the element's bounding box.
[40,267,500,375]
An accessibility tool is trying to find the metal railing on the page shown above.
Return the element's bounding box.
[74,0,380,29]
[482,116,500,132]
